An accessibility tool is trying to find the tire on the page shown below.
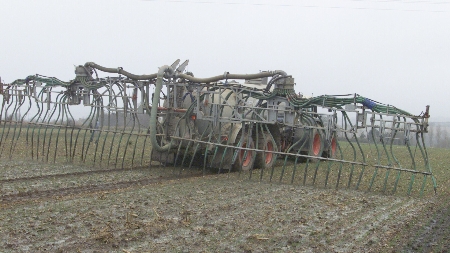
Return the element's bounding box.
[233,134,256,171]
[309,130,323,158]
[254,131,278,170]
[310,131,322,157]
[323,135,337,158]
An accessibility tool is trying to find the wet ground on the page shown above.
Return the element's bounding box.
[2,159,447,252]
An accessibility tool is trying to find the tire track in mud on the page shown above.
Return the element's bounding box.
[0,172,203,206]
[402,201,450,251]
[329,197,416,252]
[0,167,149,183]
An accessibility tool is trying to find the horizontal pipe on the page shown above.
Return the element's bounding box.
[178,71,285,83]
[157,107,187,113]
[84,62,157,80]
[85,62,286,83]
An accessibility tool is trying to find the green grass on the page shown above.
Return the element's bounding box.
[0,123,446,197]
[234,141,440,197]
[0,124,152,169]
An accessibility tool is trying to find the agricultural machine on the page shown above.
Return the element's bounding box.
[0,60,436,195]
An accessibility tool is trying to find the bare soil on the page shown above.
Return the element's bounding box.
[1,159,447,252]
[390,198,450,252]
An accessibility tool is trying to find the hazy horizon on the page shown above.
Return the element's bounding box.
[1,0,449,121]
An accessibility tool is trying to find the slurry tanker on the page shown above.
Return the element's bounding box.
[0,60,435,195]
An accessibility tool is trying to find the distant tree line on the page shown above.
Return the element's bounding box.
[354,124,450,149]
[426,124,450,148]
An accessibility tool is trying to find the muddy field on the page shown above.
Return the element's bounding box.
[1,146,449,253]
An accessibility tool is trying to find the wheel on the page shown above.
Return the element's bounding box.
[233,134,256,171]
[255,131,278,170]
[323,134,337,158]
[309,130,323,157]
[330,136,337,157]
[311,131,321,156]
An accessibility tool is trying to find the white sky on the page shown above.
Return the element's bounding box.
[1,0,449,121]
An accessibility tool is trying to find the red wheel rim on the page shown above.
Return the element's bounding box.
[240,143,252,167]
[265,141,274,164]
[312,133,321,156]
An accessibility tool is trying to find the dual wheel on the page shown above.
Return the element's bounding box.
[310,130,337,159]
[233,130,278,171]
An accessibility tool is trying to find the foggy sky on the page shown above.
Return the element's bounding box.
[1,0,449,121]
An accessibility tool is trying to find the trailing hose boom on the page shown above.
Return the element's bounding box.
[0,60,435,196]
